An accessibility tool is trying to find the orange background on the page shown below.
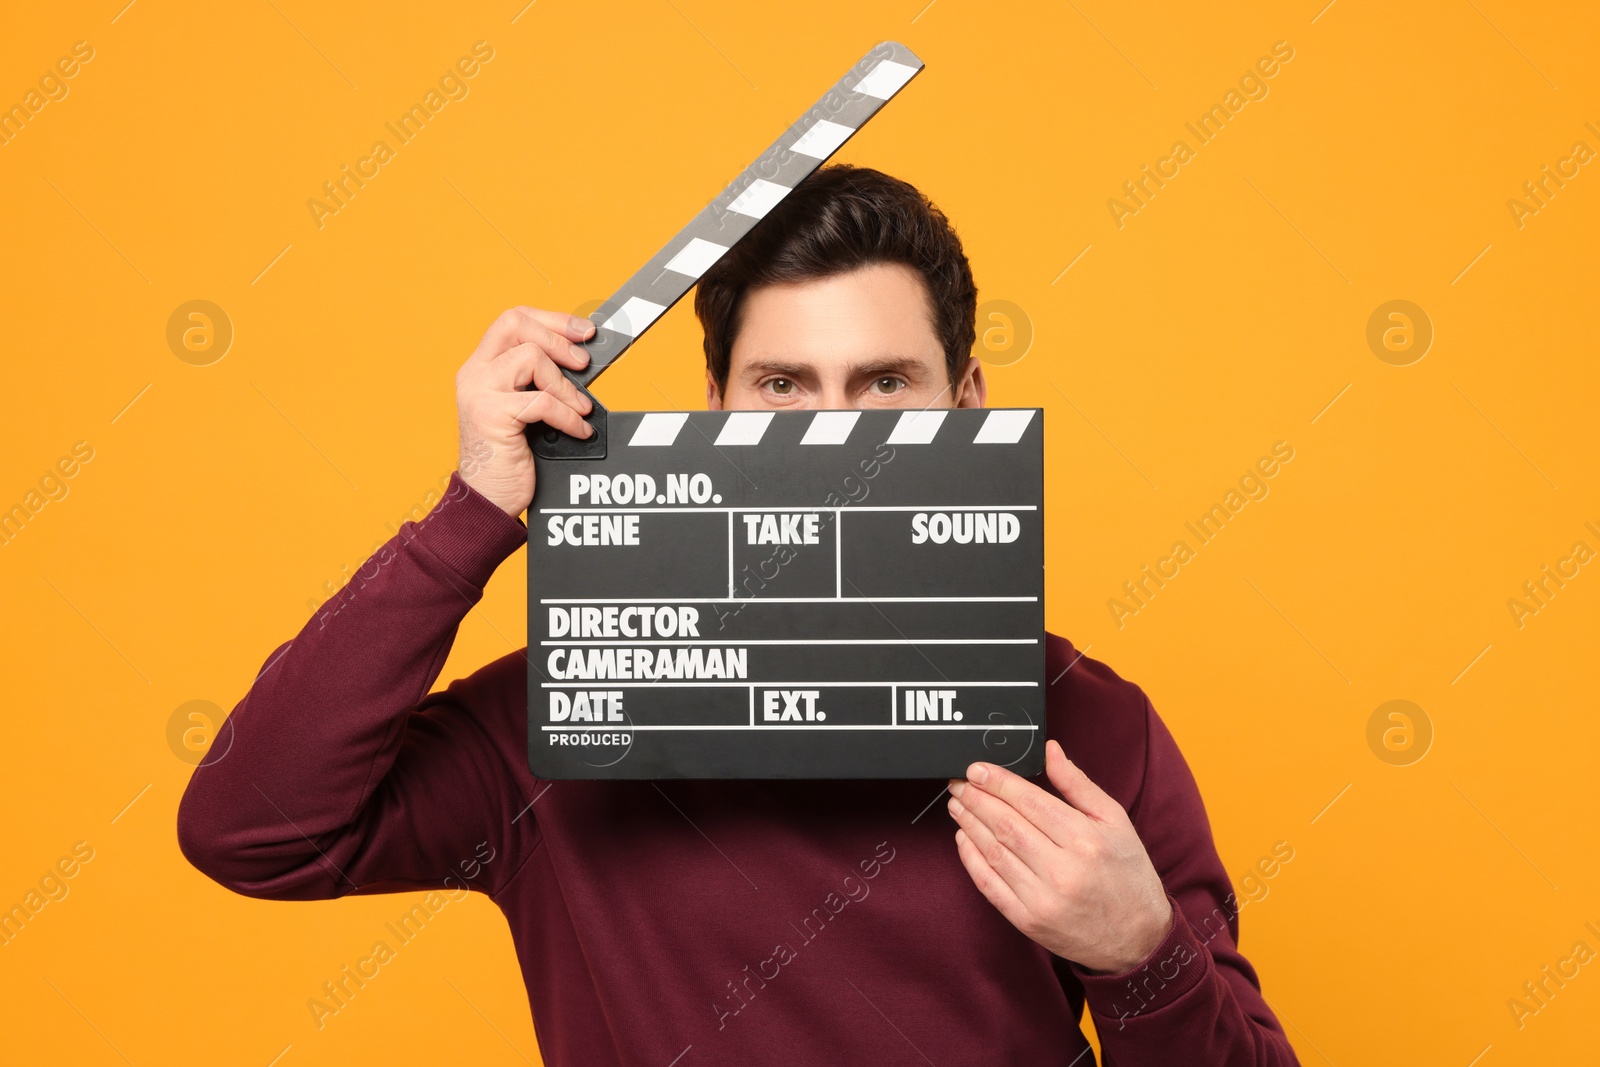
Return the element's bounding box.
[3,1,1598,1063]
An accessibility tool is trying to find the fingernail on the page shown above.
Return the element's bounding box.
[948,780,966,799]
[968,763,991,785]
[947,796,965,817]
[575,317,595,335]
[583,423,594,438]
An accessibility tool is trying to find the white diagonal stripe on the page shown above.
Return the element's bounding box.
[790,119,855,159]
[973,409,1035,444]
[603,296,668,339]
[728,179,790,219]
[854,60,917,100]
[885,409,946,444]
[800,410,860,445]
[715,411,773,446]
[629,412,689,446]
[663,237,730,278]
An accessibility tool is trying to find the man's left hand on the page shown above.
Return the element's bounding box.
[947,739,1174,974]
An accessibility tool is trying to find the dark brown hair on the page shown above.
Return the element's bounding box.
[695,164,977,393]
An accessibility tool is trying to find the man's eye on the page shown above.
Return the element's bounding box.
[767,378,794,395]
[870,377,905,394]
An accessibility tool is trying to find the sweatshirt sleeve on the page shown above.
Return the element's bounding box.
[1072,698,1301,1066]
[176,473,539,901]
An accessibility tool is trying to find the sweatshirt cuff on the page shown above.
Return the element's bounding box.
[1073,896,1213,1027]
[404,472,528,588]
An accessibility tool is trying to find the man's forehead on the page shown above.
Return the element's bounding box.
[728,264,942,371]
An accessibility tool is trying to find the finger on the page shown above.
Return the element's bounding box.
[947,791,1050,897]
[503,390,593,438]
[503,345,593,415]
[1044,740,1128,826]
[958,758,1085,850]
[504,315,590,371]
[951,774,1063,876]
[474,308,593,366]
[538,370,594,420]
[953,828,1035,932]
[512,306,596,343]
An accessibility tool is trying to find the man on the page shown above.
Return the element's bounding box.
[179,165,1299,1065]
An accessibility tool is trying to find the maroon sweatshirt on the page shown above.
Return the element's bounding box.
[177,473,1299,1066]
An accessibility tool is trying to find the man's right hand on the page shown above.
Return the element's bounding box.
[456,307,597,517]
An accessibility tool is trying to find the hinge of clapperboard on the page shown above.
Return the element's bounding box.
[524,41,925,461]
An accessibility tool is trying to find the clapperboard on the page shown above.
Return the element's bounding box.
[524,43,1045,779]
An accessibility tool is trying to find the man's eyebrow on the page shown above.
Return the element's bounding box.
[739,359,816,378]
[737,356,930,378]
[845,357,928,378]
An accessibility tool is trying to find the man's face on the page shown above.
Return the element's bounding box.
[707,262,986,412]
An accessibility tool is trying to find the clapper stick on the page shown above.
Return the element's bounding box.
[526,41,924,461]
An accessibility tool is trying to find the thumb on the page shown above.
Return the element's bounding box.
[1045,740,1125,824]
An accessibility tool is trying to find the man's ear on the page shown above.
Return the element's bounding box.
[706,368,724,410]
[953,357,987,408]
